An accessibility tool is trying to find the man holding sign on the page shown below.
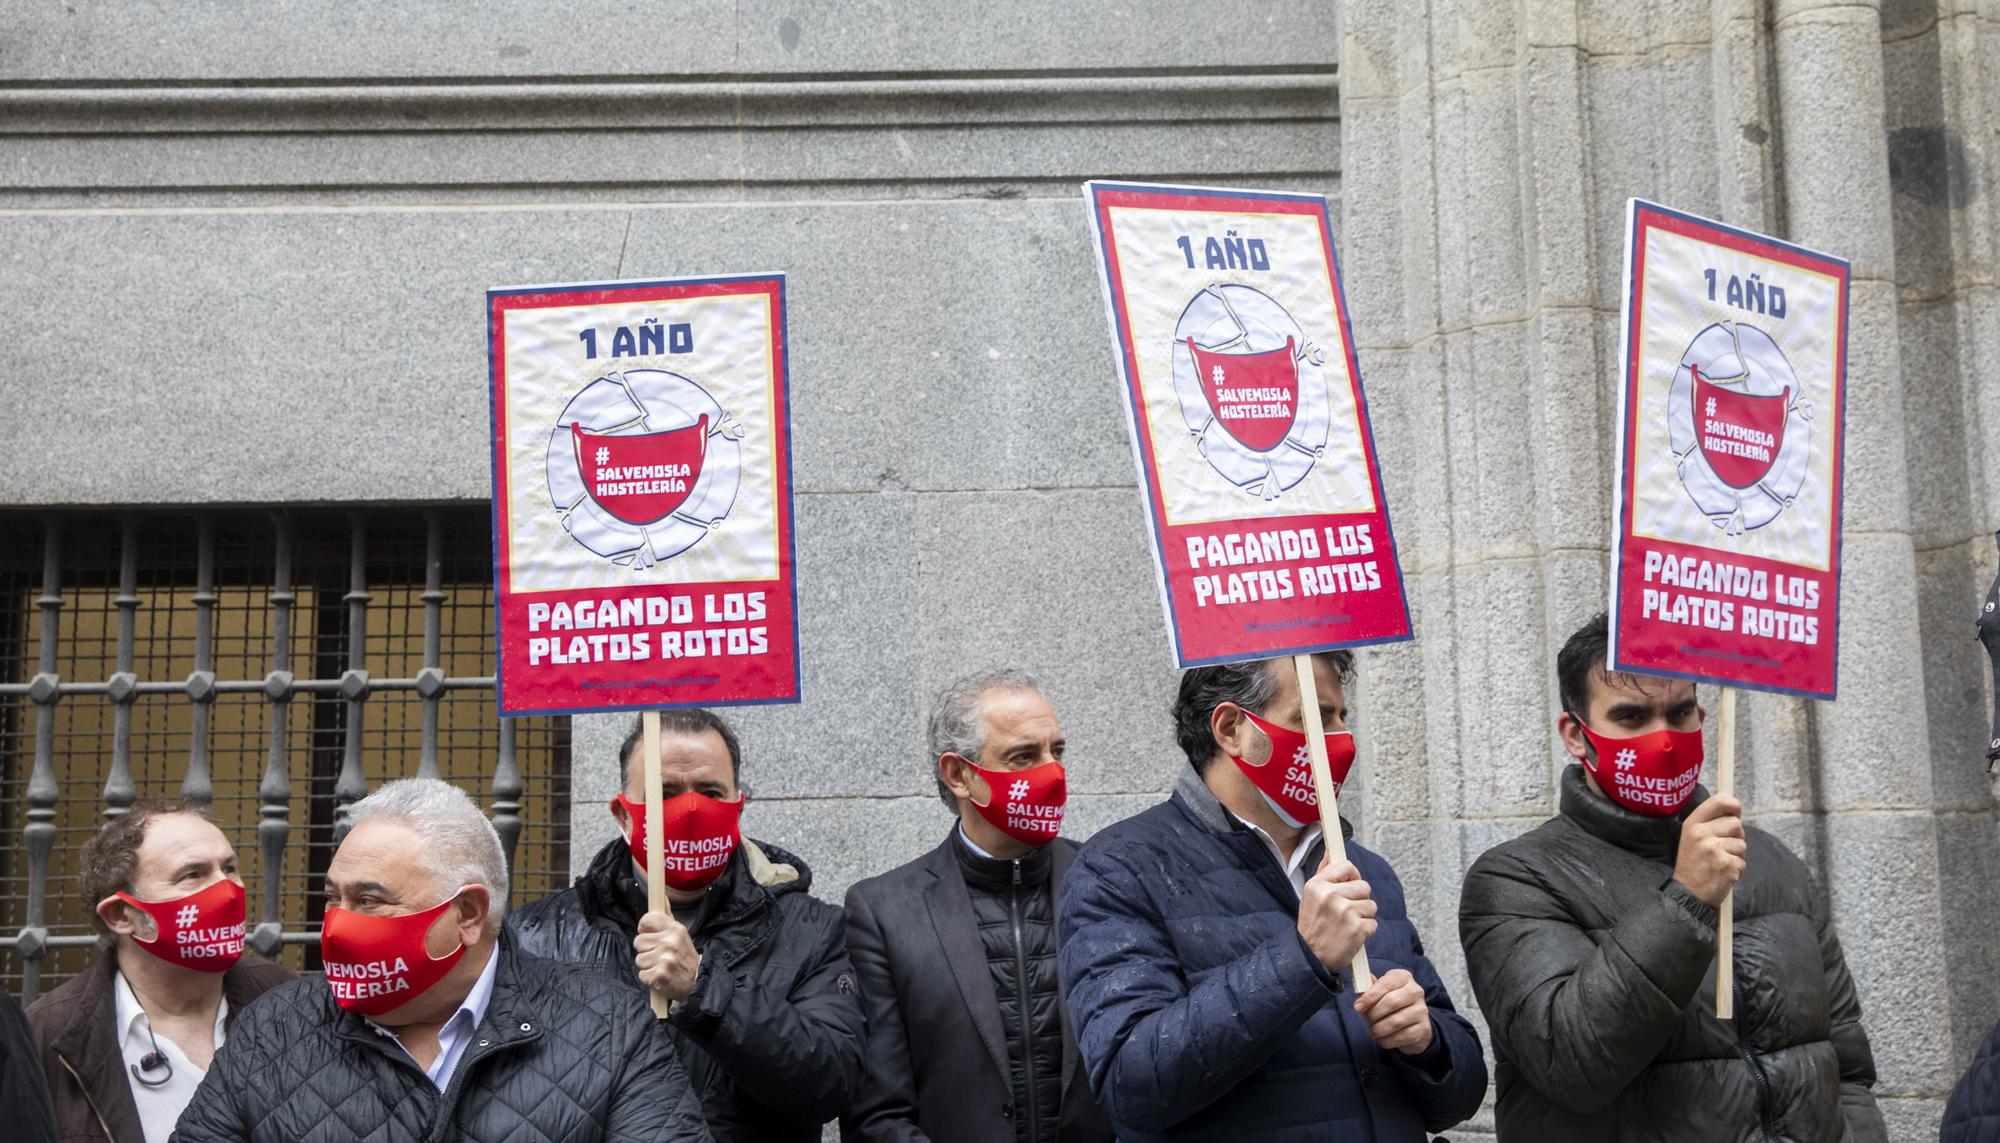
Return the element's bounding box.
[489,273,818,1137]
[1057,653,1485,1141]
[509,710,865,1142]
[1458,614,1884,1142]
[1069,180,1476,1139]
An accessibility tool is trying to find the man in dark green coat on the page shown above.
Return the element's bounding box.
[1458,613,1885,1142]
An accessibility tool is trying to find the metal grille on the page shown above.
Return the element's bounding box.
[0,508,571,1001]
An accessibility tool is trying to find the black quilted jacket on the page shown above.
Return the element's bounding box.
[1459,765,1886,1143]
[1943,1018,2000,1143]
[170,934,712,1143]
[506,836,864,1143]
[956,837,1064,1143]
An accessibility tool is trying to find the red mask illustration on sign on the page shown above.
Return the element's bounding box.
[320,891,469,1016]
[111,877,246,973]
[571,415,709,526]
[614,791,743,892]
[1579,724,1705,817]
[1228,709,1354,829]
[1189,336,1298,452]
[965,759,1067,847]
[1690,364,1789,489]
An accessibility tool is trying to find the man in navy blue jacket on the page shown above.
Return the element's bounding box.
[1057,651,1485,1142]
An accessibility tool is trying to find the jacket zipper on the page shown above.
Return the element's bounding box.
[1011,858,1040,1143]
[1731,978,1776,1142]
[55,1051,118,1142]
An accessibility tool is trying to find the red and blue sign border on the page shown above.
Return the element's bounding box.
[486,272,801,717]
[1608,199,1849,701]
[1084,180,1412,668]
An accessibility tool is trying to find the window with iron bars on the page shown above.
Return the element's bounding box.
[0,508,570,1002]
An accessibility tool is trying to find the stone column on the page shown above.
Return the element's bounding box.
[1339,1,2000,1135]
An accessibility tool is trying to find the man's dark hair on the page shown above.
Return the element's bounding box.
[1556,612,1612,719]
[618,708,743,784]
[81,798,211,942]
[1172,652,1355,773]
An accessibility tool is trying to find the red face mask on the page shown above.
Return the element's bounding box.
[112,877,246,973]
[1228,709,1356,829]
[1579,724,1705,816]
[613,791,743,893]
[965,759,1067,847]
[320,891,469,1016]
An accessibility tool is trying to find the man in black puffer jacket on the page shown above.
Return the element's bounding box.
[173,779,711,1143]
[842,671,1112,1143]
[1459,614,1885,1142]
[508,709,865,1143]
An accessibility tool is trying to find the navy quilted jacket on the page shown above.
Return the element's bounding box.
[1944,1019,2000,1143]
[1056,765,1486,1142]
[171,935,712,1143]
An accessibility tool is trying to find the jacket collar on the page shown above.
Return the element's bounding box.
[573,835,655,930]
[49,950,273,1142]
[46,953,141,1142]
[1557,763,1708,861]
[1171,762,1353,842]
[1171,763,1344,915]
[950,823,1056,894]
[332,931,543,1068]
[575,833,806,969]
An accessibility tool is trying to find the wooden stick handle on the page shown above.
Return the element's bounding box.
[1293,653,1373,991]
[1714,687,1736,1021]
[642,710,670,1019]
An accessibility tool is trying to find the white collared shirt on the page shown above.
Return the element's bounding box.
[114,971,227,1143]
[369,945,499,1091]
[1228,811,1325,899]
[957,825,998,861]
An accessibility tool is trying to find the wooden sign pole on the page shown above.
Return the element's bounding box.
[1293,653,1374,992]
[641,710,670,1019]
[1714,687,1736,1020]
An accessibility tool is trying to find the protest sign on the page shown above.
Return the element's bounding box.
[1083,181,1410,668]
[1086,180,1409,987]
[488,273,799,1017]
[1609,200,1849,1015]
[486,273,799,718]
[1610,200,1848,701]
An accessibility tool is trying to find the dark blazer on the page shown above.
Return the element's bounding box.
[841,830,1112,1143]
[26,952,292,1143]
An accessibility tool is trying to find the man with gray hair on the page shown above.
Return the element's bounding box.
[841,671,1112,1142]
[174,778,712,1142]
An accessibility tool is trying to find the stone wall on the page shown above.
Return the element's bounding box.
[2,0,1995,1136]
[0,0,1338,914]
